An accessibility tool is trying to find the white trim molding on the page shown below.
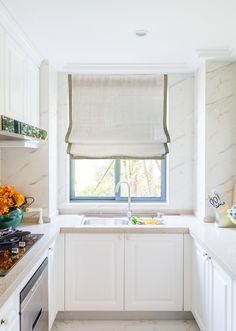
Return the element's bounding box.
[62,62,195,74]
[63,48,236,74]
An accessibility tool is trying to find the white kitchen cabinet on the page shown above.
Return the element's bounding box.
[48,241,56,330]
[208,258,232,331]
[65,233,124,311]
[0,292,19,331]
[24,59,39,126]
[233,281,236,331]
[192,240,233,331]
[5,33,26,122]
[125,234,183,311]
[0,26,4,116]
[192,242,208,331]
[48,234,65,329]
[1,29,40,125]
[3,317,19,331]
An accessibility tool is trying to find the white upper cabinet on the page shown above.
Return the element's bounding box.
[0,26,4,116]
[208,258,232,331]
[125,234,183,311]
[24,59,39,126]
[5,33,25,122]
[65,233,124,311]
[0,24,40,126]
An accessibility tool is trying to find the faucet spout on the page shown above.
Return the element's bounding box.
[115,181,131,219]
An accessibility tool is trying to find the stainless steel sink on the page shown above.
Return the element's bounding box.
[82,217,130,226]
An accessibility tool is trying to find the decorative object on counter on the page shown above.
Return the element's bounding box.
[208,190,225,208]
[208,190,233,227]
[0,115,48,140]
[228,205,236,225]
[0,186,34,229]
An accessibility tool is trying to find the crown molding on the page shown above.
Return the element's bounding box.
[62,47,236,74]
[196,48,233,59]
[0,1,43,67]
[62,62,195,74]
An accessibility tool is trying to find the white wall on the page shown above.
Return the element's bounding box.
[194,60,236,220]
[58,73,195,214]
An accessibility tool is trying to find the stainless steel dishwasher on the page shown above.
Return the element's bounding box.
[20,258,48,331]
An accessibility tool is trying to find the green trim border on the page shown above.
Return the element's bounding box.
[65,74,73,155]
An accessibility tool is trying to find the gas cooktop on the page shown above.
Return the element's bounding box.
[0,228,44,277]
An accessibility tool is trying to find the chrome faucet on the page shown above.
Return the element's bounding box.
[115,181,132,219]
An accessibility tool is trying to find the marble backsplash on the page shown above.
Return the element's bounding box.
[205,61,236,216]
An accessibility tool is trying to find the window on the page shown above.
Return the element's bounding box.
[70,159,167,202]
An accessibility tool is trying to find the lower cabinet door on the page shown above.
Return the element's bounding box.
[125,234,183,311]
[5,316,19,331]
[65,233,124,311]
[48,241,56,330]
[208,259,232,331]
[192,242,208,331]
[233,281,236,331]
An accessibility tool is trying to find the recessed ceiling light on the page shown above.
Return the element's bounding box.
[135,29,148,37]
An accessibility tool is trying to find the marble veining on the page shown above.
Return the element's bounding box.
[51,320,200,331]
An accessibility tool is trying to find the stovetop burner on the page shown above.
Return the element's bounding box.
[0,228,44,277]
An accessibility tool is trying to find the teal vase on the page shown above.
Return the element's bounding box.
[0,208,23,229]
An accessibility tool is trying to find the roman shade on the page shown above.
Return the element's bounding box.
[66,74,170,159]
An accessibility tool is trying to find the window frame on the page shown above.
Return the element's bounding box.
[70,158,167,203]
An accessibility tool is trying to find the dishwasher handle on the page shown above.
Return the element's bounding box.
[32,309,42,331]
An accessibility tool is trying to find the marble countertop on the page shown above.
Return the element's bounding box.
[58,215,192,233]
[1,214,236,308]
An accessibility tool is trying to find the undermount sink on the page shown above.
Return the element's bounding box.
[82,217,130,226]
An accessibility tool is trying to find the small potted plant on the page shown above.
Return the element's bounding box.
[0,185,33,229]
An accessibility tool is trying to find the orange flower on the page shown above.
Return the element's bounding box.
[0,185,25,216]
[13,192,25,207]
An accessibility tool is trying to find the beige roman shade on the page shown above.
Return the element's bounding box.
[66,74,170,159]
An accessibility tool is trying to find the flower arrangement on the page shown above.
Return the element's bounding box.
[0,185,25,216]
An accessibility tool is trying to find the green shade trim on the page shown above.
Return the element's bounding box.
[65,75,73,155]
[163,74,171,143]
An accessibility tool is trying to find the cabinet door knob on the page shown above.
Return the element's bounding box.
[0,319,6,325]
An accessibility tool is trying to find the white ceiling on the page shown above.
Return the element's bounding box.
[2,0,236,71]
